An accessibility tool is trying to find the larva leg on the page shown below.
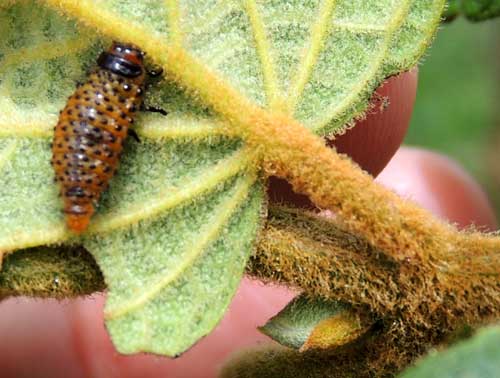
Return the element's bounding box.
[140,103,168,116]
[128,128,141,143]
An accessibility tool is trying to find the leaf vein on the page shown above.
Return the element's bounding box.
[0,37,94,75]
[104,173,256,320]
[88,146,256,234]
[310,0,413,132]
[164,0,183,46]
[331,20,387,33]
[287,0,337,112]
[243,0,281,110]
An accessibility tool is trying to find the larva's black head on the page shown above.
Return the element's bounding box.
[110,42,145,65]
[97,42,145,78]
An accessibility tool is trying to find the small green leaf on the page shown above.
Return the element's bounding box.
[260,295,370,351]
[444,0,500,21]
[444,0,461,20]
[399,325,500,378]
[462,0,500,20]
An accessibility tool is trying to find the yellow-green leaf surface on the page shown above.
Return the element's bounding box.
[260,295,369,351]
[0,1,263,356]
[0,0,444,356]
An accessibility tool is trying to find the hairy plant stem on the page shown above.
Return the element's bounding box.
[247,206,500,374]
[0,247,105,299]
[1,205,498,374]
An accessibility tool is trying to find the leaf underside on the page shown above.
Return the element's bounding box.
[0,0,444,356]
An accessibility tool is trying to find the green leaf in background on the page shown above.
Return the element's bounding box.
[399,325,500,378]
[0,0,444,356]
[260,295,370,351]
[445,0,500,21]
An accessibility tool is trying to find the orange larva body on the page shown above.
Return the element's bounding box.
[51,42,146,233]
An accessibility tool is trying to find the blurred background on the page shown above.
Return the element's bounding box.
[405,17,500,213]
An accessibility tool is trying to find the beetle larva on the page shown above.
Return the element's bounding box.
[51,41,146,233]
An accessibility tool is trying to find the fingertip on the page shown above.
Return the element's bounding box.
[377,147,498,230]
[329,69,418,177]
[0,297,84,378]
[65,279,296,378]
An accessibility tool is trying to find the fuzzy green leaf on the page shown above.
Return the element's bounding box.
[0,0,444,356]
[400,325,500,378]
[0,1,263,356]
[260,295,370,351]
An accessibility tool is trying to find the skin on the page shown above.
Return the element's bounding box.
[0,71,497,378]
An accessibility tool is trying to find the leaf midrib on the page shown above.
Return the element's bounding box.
[40,0,416,143]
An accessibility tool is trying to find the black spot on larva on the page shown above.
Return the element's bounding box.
[106,105,113,112]
[123,84,131,91]
[66,186,85,198]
